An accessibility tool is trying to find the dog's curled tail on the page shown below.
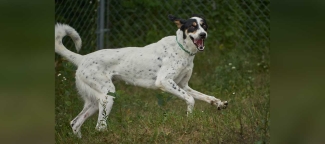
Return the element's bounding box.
[55,23,83,66]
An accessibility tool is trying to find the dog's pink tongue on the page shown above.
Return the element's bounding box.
[195,39,204,47]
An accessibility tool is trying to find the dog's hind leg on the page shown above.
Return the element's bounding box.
[70,98,98,138]
[70,73,111,138]
[95,81,115,131]
[72,69,116,136]
[70,77,100,138]
[95,93,115,131]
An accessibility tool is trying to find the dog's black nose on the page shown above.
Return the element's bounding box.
[199,32,206,38]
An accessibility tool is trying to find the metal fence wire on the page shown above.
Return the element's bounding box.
[55,0,270,55]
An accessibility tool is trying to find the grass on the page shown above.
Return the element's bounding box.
[55,47,270,144]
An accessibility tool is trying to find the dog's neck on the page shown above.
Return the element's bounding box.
[176,29,198,56]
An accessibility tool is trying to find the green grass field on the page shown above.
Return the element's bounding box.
[55,48,270,143]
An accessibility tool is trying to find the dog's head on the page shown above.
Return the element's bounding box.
[168,14,208,51]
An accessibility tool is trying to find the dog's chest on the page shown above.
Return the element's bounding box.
[173,61,193,83]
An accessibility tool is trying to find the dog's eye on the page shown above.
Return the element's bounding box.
[202,25,207,30]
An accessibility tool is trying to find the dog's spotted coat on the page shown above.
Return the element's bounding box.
[55,14,228,138]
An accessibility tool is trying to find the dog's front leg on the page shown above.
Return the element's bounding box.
[157,79,195,115]
[184,86,228,110]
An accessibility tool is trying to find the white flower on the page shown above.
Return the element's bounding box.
[228,63,232,66]
[232,92,236,95]
[257,63,261,66]
[63,77,67,80]
[57,73,61,77]
[232,66,236,69]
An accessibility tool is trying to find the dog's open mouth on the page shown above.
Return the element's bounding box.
[190,36,205,51]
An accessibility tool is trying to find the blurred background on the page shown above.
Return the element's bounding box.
[55,0,270,143]
[55,0,269,54]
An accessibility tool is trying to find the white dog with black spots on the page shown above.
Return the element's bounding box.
[55,14,228,138]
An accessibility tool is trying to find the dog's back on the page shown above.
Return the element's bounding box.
[75,35,185,89]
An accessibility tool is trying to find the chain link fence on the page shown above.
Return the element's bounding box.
[55,0,270,55]
[55,0,99,53]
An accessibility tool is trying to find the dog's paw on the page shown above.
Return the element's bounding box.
[95,124,107,132]
[217,101,228,110]
[211,100,228,110]
[76,131,82,138]
[71,129,82,138]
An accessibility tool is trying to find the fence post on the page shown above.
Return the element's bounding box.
[97,0,105,50]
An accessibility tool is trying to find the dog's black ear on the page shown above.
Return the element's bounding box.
[168,14,186,29]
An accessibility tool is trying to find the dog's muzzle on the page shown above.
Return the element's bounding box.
[190,32,206,51]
